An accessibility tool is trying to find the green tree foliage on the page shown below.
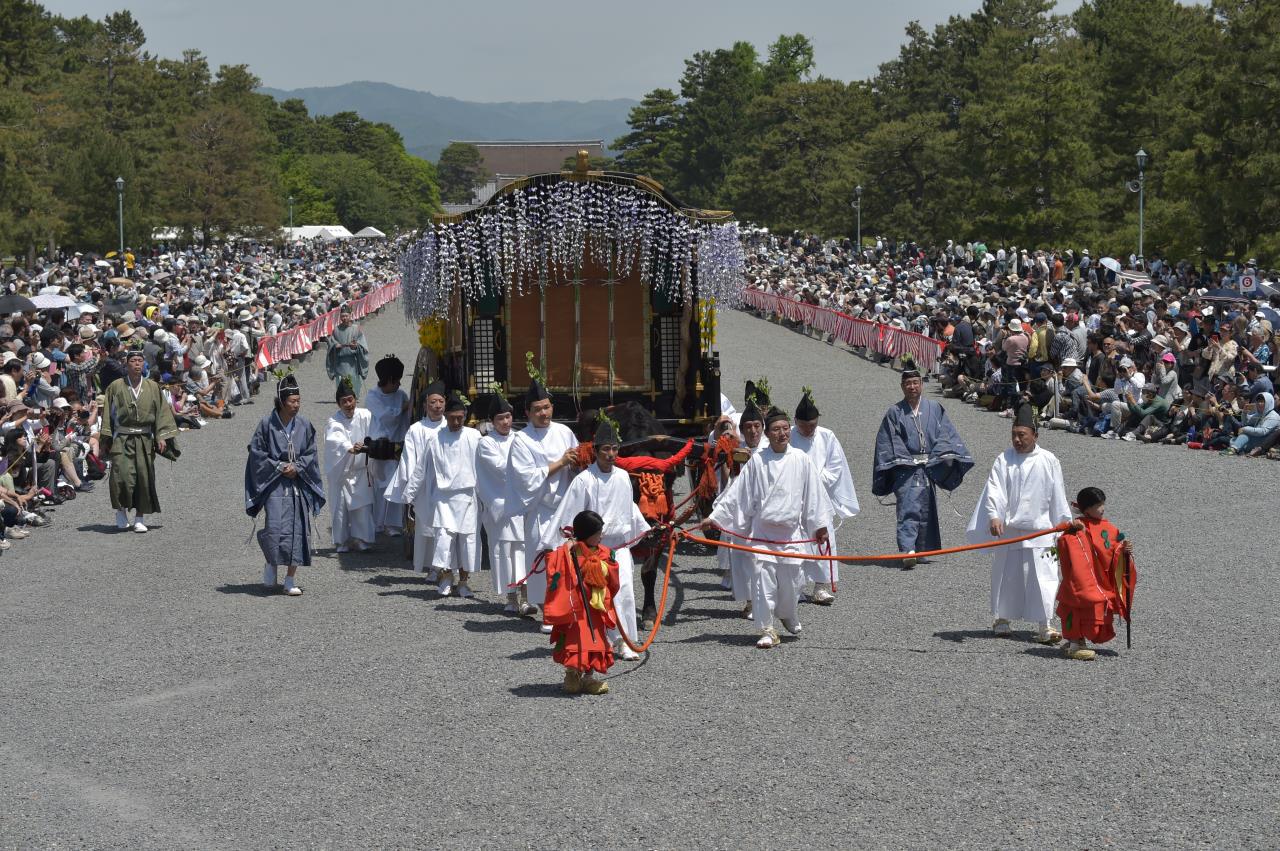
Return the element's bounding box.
[611,88,679,185]
[436,142,487,204]
[723,78,873,233]
[612,7,1280,262]
[0,1,438,258]
[667,41,763,208]
[159,104,281,243]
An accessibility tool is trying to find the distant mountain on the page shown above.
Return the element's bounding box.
[259,81,638,162]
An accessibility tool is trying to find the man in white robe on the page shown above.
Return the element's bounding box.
[542,418,649,661]
[384,379,448,577]
[475,393,532,615]
[965,403,1073,643]
[405,392,481,597]
[323,380,374,552]
[365,355,410,536]
[702,408,831,649]
[790,389,860,605]
[710,397,766,616]
[505,377,579,630]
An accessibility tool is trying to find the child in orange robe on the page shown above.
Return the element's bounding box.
[543,509,621,695]
[1056,486,1136,660]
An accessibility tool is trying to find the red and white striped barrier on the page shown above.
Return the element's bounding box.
[742,288,946,372]
[255,279,402,370]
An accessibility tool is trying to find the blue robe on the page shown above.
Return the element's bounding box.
[245,410,326,567]
[872,399,973,553]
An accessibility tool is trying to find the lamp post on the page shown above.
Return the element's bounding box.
[288,195,294,230]
[1135,149,1147,264]
[114,176,125,256]
[851,184,863,255]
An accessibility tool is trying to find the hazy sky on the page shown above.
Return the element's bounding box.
[45,0,1084,102]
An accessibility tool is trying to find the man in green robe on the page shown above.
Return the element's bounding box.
[105,348,178,533]
[325,307,369,398]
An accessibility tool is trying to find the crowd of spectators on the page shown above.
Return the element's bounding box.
[0,237,404,550]
[742,228,1280,457]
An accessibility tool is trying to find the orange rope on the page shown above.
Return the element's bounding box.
[616,528,679,654]
[679,522,1072,563]
[613,521,1072,655]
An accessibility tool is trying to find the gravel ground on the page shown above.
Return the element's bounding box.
[1,304,1276,849]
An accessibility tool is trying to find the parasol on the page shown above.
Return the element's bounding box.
[1118,269,1153,288]
[1200,288,1251,302]
[1099,257,1123,274]
[30,294,78,309]
[104,297,138,315]
[0,294,38,313]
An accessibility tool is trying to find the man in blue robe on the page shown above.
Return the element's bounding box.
[245,374,326,595]
[325,307,369,398]
[872,369,973,567]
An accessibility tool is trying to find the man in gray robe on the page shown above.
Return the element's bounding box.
[872,369,973,567]
[245,375,325,596]
[325,307,369,398]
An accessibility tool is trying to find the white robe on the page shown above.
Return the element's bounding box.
[324,408,375,546]
[505,421,578,605]
[365,385,410,530]
[965,445,1072,624]
[475,430,526,595]
[385,416,447,571]
[406,425,481,574]
[541,462,650,644]
[790,424,860,584]
[712,440,761,602]
[709,446,831,629]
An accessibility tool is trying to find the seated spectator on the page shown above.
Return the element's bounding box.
[1120,384,1171,442]
[1226,393,1279,456]
[1241,361,1273,399]
[184,355,231,420]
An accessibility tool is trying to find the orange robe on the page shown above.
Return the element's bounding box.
[543,541,621,674]
[1055,518,1137,643]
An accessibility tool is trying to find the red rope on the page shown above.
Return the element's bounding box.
[505,550,549,589]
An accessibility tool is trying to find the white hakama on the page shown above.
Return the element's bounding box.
[710,443,760,603]
[542,463,650,644]
[989,547,1061,623]
[365,386,410,532]
[412,426,481,577]
[790,425,860,586]
[475,431,527,595]
[324,407,375,547]
[384,416,446,572]
[965,444,1072,626]
[709,445,831,632]
[505,422,577,605]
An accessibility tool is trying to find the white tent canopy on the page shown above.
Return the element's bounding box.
[353,226,386,239]
[282,225,354,242]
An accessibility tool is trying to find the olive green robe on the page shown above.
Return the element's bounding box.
[105,377,179,514]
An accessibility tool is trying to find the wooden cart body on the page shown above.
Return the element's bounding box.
[399,157,744,435]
